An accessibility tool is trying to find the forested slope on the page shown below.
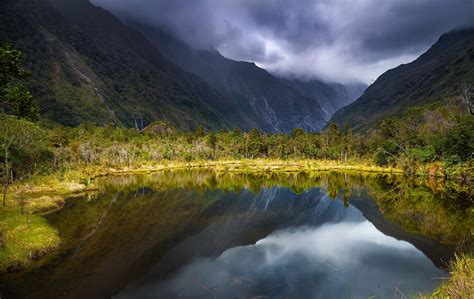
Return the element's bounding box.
[0,0,234,129]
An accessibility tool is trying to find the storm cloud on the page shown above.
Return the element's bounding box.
[92,0,474,83]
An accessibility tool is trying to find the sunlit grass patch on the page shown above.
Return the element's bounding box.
[0,210,60,272]
[8,159,403,202]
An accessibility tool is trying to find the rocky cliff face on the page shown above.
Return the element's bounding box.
[281,79,367,121]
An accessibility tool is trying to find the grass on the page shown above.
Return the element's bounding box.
[0,210,60,272]
[13,159,402,187]
[4,159,401,208]
[25,196,65,213]
[420,255,473,298]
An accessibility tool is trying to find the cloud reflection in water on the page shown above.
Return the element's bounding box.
[117,198,444,299]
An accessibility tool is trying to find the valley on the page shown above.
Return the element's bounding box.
[0,0,473,298]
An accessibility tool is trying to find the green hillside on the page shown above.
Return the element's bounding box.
[0,0,232,130]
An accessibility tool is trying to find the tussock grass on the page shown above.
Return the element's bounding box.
[420,255,473,299]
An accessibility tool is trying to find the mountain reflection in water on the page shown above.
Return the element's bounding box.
[117,193,444,299]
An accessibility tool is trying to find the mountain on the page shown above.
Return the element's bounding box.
[124,22,366,131]
[329,28,474,131]
[280,78,367,121]
[0,0,238,129]
[0,0,364,132]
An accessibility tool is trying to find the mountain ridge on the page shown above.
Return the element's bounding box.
[123,20,366,131]
[329,28,474,130]
[1,0,243,129]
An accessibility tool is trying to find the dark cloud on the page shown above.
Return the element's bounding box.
[92,0,474,83]
[244,0,332,52]
[352,0,474,61]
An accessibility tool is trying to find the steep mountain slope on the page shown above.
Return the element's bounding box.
[126,22,366,131]
[0,0,233,129]
[330,28,474,131]
[0,0,364,132]
[281,79,367,121]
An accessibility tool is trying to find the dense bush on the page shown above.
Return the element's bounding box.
[0,96,472,183]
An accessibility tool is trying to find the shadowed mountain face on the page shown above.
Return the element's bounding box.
[281,78,367,121]
[126,22,366,131]
[0,0,235,129]
[330,28,474,131]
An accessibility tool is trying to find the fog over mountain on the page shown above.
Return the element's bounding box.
[92,0,474,84]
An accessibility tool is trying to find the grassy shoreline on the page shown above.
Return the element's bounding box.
[9,158,471,207]
[4,158,470,221]
[8,159,403,203]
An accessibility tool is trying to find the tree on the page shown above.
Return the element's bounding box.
[0,115,45,207]
[0,44,25,87]
[442,118,474,161]
[0,43,39,121]
[459,83,473,115]
[194,125,205,138]
[324,122,341,160]
[207,132,217,151]
[246,128,266,158]
[341,124,353,162]
[290,127,305,138]
[327,122,340,146]
[232,127,242,137]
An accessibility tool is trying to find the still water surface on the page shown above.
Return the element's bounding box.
[2,170,469,299]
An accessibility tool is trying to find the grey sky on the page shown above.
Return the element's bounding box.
[92,0,474,83]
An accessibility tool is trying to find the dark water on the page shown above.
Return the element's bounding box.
[1,170,471,299]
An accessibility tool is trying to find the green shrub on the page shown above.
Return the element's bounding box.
[373,150,389,166]
[82,177,91,187]
[408,145,436,163]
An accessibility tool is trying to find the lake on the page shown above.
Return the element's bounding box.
[1,170,472,298]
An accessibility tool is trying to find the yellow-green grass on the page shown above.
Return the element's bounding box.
[0,210,60,272]
[24,196,65,214]
[3,159,403,210]
[420,255,473,299]
[10,159,401,192]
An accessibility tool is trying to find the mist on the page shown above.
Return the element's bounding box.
[92,0,474,83]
